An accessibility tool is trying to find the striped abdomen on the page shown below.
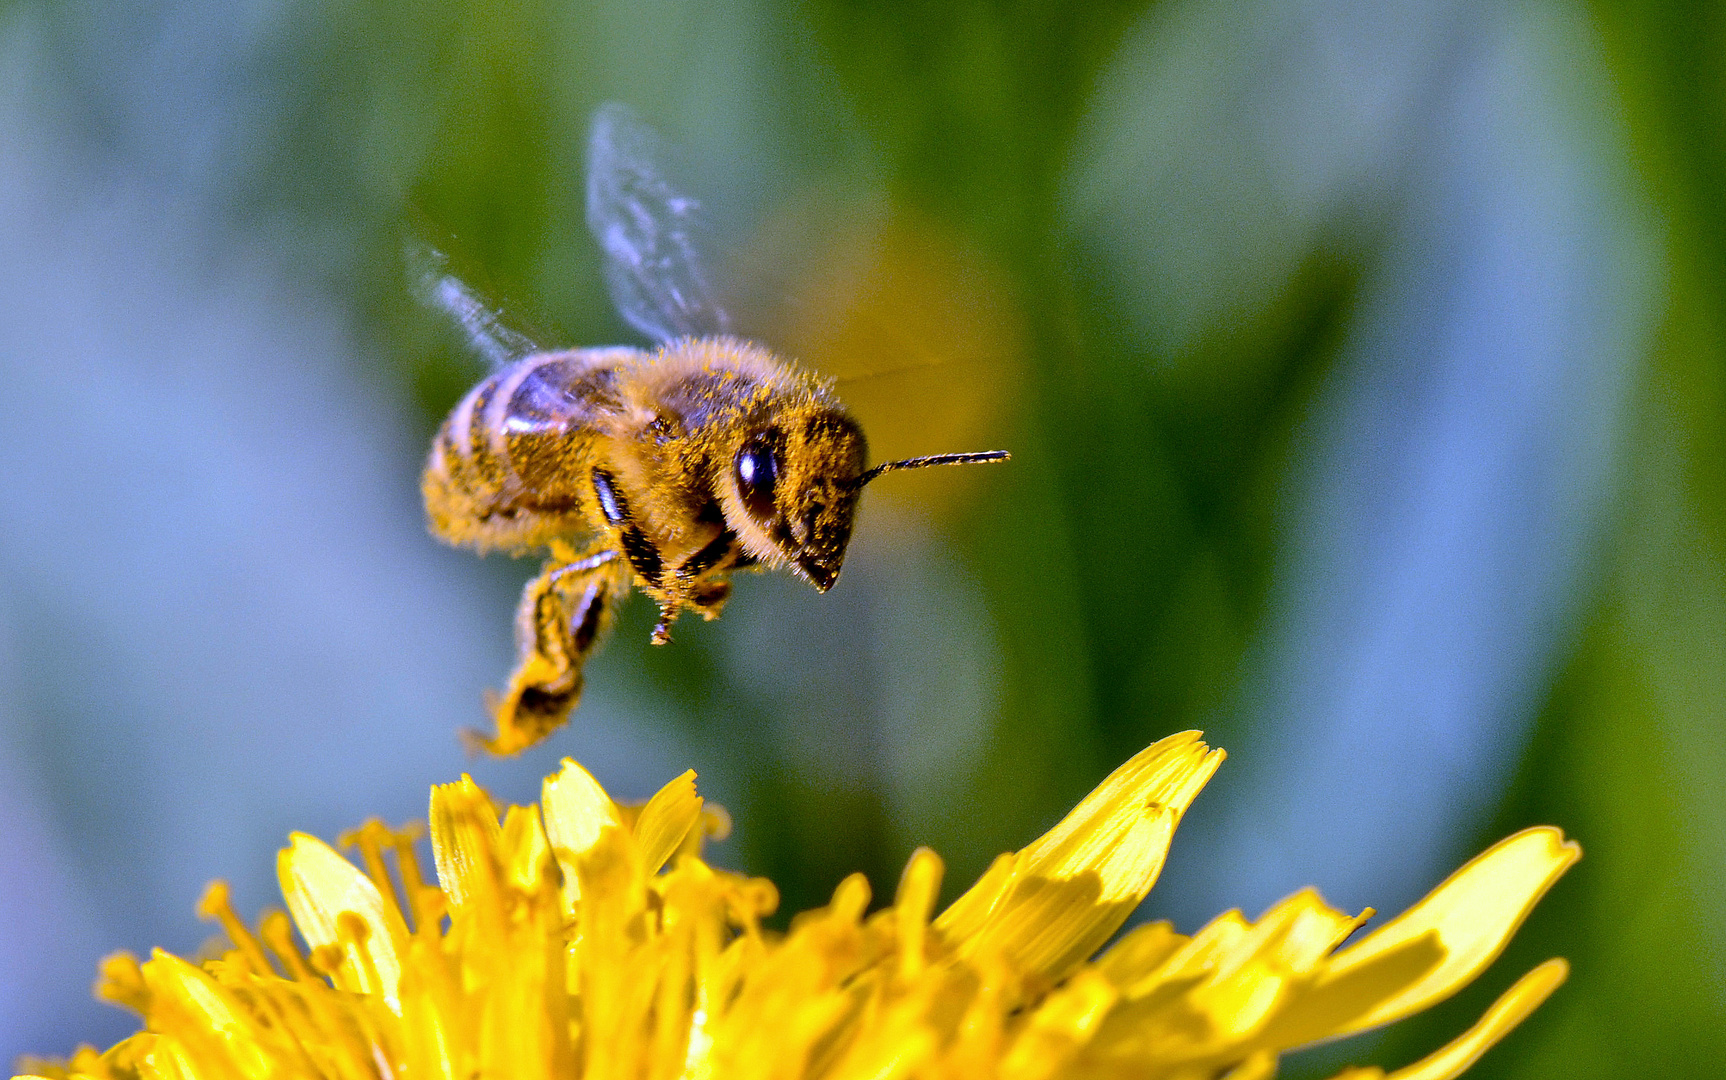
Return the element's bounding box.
[423,347,637,553]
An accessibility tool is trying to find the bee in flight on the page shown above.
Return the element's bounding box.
[419,103,1009,755]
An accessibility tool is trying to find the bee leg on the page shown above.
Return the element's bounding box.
[650,603,678,646]
[591,468,681,644]
[692,580,732,619]
[656,530,738,636]
[467,550,621,756]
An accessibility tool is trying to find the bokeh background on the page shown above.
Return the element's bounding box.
[0,0,1719,1075]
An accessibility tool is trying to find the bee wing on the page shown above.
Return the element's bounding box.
[586,102,733,342]
[409,242,545,369]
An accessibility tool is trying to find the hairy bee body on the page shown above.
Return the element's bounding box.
[423,337,873,754]
[417,103,1004,755]
[425,338,860,571]
[424,346,634,554]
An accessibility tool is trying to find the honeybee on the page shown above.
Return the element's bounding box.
[420,103,1009,755]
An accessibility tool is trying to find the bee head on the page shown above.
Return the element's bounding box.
[724,410,867,592]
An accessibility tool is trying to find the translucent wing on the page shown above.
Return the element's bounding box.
[586,102,732,342]
[409,242,544,369]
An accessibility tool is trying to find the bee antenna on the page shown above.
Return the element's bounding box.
[854,450,1010,489]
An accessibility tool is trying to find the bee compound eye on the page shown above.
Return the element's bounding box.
[735,434,781,522]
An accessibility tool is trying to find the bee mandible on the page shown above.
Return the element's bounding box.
[419,103,1009,755]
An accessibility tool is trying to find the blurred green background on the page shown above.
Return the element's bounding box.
[0,0,1720,1076]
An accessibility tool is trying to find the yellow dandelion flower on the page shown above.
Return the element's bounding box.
[15,731,1577,1080]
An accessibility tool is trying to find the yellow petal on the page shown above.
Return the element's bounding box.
[138,951,272,1079]
[1384,960,1568,1080]
[1242,890,1372,975]
[541,758,624,906]
[1015,731,1223,900]
[1165,893,1377,1051]
[501,803,555,893]
[429,776,505,912]
[931,851,1016,943]
[1093,919,1185,991]
[935,732,1223,978]
[1000,969,1119,1080]
[1254,930,1445,1052]
[1223,1051,1278,1080]
[277,833,406,1010]
[634,769,703,875]
[1317,827,1578,1037]
[1158,909,1252,980]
